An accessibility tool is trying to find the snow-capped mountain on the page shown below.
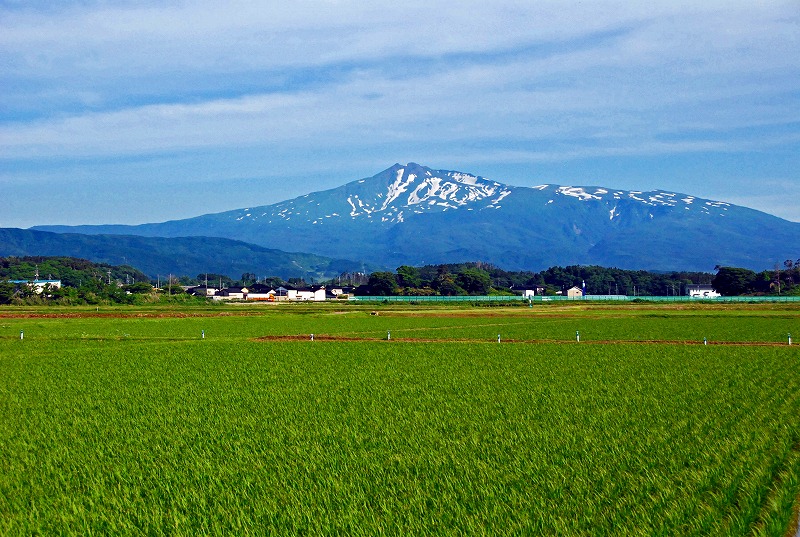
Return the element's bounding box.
[222,163,511,227]
[230,164,734,226]
[34,163,800,271]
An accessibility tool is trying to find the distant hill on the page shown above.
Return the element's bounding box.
[33,163,800,271]
[0,228,375,280]
[0,255,150,286]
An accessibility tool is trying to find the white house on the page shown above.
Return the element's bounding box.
[510,286,538,298]
[687,284,721,298]
[187,286,218,297]
[212,286,249,300]
[287,286,326,301]
[327,286,355,298]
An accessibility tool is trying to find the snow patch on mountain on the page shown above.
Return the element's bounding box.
[331,165,515,223]
[221,164,736,229]
[381,169,416,210]
[557,187,603,201]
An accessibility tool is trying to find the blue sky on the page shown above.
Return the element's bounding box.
[2,1,799,227]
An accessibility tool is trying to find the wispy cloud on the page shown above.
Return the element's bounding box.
[1,0,798,224]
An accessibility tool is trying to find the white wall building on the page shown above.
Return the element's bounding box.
[287,287,326,301]
[687,284,721,298]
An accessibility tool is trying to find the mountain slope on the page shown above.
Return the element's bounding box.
[33,163,800,271]
[0,228,373,279]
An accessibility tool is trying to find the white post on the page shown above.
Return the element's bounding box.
[20,330,24,340]
[201,330,205,339]
[311,334,314,341]
[704,337,707,346]
[789,333,792,346]
[576,330,580,342]
[497,334,501,343]
[387,331,391,341]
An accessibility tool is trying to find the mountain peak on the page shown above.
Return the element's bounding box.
[342,163,512,222]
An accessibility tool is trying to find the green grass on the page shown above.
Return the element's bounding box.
[1,304,799,534]
[2,303,796,343]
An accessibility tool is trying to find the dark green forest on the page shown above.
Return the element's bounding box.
[360,261,800,297]
[711,263,800,296]
[359,262,715,297]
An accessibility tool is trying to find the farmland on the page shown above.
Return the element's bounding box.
[1,302,799,535]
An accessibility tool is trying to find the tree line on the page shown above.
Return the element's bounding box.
[3,256,798,304]
[1,256,171,305]
[360,263,718,297]
[712,261,800,296]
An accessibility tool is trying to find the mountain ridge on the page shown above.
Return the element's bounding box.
[32,163,800,272]
[0,228,375,279]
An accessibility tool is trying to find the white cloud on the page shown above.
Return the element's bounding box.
[3,1,797,82]
[1,1,798,225]
[2,39,797,161]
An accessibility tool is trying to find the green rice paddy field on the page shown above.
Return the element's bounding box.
[1,302,799,535]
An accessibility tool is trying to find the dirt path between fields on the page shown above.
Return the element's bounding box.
[255,335,795,347]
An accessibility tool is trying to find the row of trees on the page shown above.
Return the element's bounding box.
[366,266,495,296]
[360,263,717,297]
[4,256,798,303]
[0,256,149,287]
[1,256,180,305]
[0,279,157,306]
[712,261,800,296]
[170,262,800,298]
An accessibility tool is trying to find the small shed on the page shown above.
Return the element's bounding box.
[566,286,583,298]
